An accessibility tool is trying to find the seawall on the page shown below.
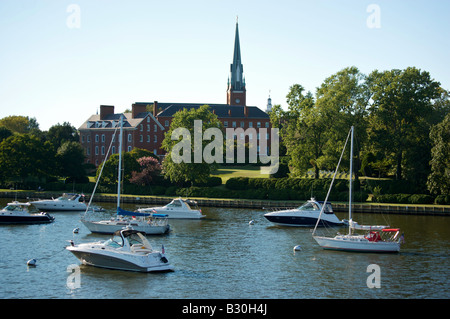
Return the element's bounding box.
[1,191,449,216]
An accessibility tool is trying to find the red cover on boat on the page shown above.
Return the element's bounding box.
[382,228,400,232]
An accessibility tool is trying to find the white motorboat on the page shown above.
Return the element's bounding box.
[264,198,344,227]
[0,201,54,224]
[137,198,205,219]
[80,115,170,235]
[67,228,174,272]
[29,193,87,211]
[312,126,403,253]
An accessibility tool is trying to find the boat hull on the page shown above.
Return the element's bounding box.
[313,235,400,253]
[82,220,170,235]
[67,248,174,272]
[141,208,204,219]
[0,214,54,224]
[264,210,343,227]
[29,202,86,211]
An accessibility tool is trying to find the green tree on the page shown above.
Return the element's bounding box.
[161,105,222,185]
[282,84,323,177]
[96,148,157,185]
[282,67,369,178]
[0,115,39,135]
[56,141,87,183]
[47,122,79,150]
[427,113,450,195]
[367,67,441,184]
[0,127,12,142]
[314,66,370,177]
[0,134,55,183]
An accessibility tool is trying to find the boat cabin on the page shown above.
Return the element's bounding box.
[297,198,334,214]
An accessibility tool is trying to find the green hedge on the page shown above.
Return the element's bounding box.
[435,195,450,205]
[372,193,435,204]
[224,177,368,202]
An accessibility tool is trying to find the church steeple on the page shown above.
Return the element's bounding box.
[227,19,246,106]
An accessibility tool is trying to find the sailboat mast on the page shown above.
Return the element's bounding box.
[348,126,354,235]
[117,115,124,210]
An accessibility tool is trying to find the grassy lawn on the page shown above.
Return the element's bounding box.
[211,165,269,183]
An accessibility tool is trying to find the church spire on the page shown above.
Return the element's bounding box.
[227,19,246,106]
[230,20,244,91]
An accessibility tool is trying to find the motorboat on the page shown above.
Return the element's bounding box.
[0,201,54,224]
[80,115,170,236]
[312,126,403,253]
[29,193,87,211]
[82,207,170,235]
[137,198,205,219]
[67,228,174,272]
[264,198,344,227]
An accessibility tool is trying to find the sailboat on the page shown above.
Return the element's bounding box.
[312,126,403,253]
[81,115,170,235]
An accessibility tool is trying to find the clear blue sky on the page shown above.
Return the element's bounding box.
[1,0,449,131]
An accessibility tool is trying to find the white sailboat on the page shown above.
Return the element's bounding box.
[81,115,170,235]
[312,126,404,253]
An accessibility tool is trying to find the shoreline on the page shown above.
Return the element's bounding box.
[1,190,449,216]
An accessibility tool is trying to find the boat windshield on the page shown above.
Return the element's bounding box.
[323,203,333,213]
[56,194,70,201]
[57,193,80,201]
[105,235,124,248]
[128,233,144,246]
[167,200,182,207]
[298,202,320,211]
[4,205,20,211]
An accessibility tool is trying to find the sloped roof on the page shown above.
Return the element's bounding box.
[134,102,269,119]
[78,112,164,131]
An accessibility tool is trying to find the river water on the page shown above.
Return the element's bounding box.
[0,198,448,299]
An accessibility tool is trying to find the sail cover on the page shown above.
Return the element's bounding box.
[350,220,388,231]
[117,207,167,218]
[117,207,150,217]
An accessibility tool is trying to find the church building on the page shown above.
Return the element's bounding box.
[79,21,271,166]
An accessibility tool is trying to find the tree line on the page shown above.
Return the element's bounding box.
[270,66,449,196]
[1,65,448,201]
[0,117,89,188]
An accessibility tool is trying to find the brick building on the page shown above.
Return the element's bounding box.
[79,21,272,165]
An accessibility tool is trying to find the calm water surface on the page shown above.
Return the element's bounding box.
[0,198,448,299]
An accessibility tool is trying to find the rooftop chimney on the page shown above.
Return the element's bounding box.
[153,101,158,117]
[132,103,146,119]
[100,105,114,120]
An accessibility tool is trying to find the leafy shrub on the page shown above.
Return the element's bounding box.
[434,195,450,205]
[373,193,434,204]
[408,194,434,204]
[225,177,249,190]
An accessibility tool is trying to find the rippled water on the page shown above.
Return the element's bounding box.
[0,198,449,299]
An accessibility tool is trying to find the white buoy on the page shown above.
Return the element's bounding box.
[73,227,79,234]
[293,245,302,251]
[248,220,255,225]
[27,259,37,266]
